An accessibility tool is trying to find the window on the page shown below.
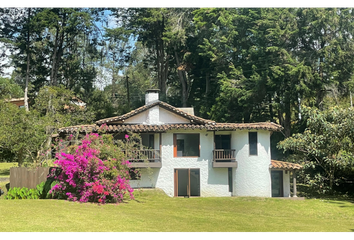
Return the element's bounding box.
[249,132,258,155]
[173,134,200,157]
[215,135,231,149]
[141,134,154,149]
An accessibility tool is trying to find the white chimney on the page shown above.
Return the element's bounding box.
[145,89,160,125]
[145,89,160,105]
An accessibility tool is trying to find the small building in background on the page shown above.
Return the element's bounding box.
[8,98,25,108]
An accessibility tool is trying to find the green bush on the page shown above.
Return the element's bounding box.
[37,179,59,199]
[5,187,40,199]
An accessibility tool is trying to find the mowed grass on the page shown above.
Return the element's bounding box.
[0,163,353,232]
[0,162,17,200]
[0,189,354,232]
[0,162,17,178]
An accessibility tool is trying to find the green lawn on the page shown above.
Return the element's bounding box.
[0,162,353,232]
[0,189,353,232]
[0,162,17,178]
[0,162,17,200]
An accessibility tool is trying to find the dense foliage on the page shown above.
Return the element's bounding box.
[49,132,136,203]
[278,107,354,194]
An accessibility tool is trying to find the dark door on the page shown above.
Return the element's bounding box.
[141,134,154,149]
[215,135,231,149]
[174,169,200,197]
[271,171,283,197]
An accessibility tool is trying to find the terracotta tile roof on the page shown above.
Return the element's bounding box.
[58,124,96,134]
[95,101,215,125]
[213,122,282,131]
[270,160,302,170]
[58,100,283,134]
[58,122,282,134]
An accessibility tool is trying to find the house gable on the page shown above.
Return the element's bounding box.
[121,105,192,125]
[159,107,191,124]
[124,110,149,124]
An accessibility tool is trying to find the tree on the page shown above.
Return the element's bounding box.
[0,77,23,99]
[0,8,44,110]
[112,8,174,100]
[278,106,354,193]
[0,100,46,166]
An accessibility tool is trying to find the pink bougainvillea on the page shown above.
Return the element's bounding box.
[49,133,134,204]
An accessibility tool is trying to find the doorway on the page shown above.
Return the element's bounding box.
[174,169,200,197]
[271,171,283,197]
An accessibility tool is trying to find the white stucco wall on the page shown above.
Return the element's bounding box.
[125,106,190,125]
[125,111,148,124]
[146,106,160,125]
[131,129,274,198]
[145,92,159,105]
[130,130,232,197]
[159,108,190,124]
[124,104,274,197]
[234,130,272,197]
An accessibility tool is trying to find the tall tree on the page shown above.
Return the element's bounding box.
[112,8,172,100]
[278,106,354,192]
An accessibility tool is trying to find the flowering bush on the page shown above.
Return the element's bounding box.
[49,132,135,204]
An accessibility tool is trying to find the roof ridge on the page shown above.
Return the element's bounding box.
[96,100,215,125]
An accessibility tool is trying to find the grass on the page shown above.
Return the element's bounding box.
[0,189,353,232]
[0,162,353,232]
[0,162,17,178]
[0,162,17,200]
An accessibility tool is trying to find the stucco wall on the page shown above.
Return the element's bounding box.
[125,106,190,125]
[131,129,275,198]
[159,108,190,124]
[125,111,148,124]
[124,106,277,197]
[234,130,272,197]
[130,130,231,197]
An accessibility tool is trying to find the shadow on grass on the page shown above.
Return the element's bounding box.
[0,169,10,176]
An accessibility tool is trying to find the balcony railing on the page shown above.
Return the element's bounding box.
[212,149,237,168]
[124,149,161,168]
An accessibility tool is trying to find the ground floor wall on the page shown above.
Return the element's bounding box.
[129,166,232,197]
[129,129,290,198]
[130,167,292,198]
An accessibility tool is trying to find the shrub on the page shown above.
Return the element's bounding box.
[5,187,40,199]
[36,180,59,199]
[49,132,135,204]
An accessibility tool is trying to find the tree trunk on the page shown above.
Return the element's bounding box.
[50,13,66,86]
[268,94,273,122]
[205,73,210,96]
[284,97,291,138]
[17,148,24,167]
[24,8,31,112]
[50,26,59,86]
[126,75,130,110]
[174,47,188,107]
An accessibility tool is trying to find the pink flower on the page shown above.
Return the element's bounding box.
[104,191,109,195]
[125,134,129,139]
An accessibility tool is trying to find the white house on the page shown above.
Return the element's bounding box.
[58,89,302,198]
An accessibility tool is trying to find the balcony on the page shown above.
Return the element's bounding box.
[212,149,237,168]
[124,149,161,168]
